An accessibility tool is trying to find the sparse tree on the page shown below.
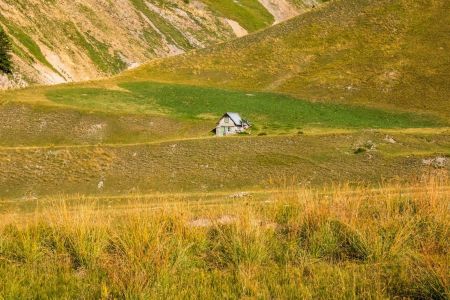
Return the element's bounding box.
[0,28,12,74]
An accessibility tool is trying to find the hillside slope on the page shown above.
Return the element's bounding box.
[0,0,320,88]
[126,0,450,118]
[0,0,448,202]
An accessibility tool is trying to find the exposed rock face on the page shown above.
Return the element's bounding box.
[0,73,27,89]
[258,0,299,23]
[224,19,248,38]
[258,0,322,23]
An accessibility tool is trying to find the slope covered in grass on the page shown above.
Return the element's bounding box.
[1,131,449,198]
[0,0,447,202]
[125,0,450,118]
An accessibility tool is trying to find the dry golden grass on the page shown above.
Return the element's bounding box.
[1,173,448,299]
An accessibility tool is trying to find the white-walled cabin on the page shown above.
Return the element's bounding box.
[215,112,250,136]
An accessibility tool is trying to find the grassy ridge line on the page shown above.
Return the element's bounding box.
[0,179,448,298]
[124,0,450,118]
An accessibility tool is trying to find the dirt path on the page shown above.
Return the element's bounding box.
[0,127,448,152]
[0,135,219,151]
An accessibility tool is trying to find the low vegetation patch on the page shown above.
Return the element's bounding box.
[0,102,209,147]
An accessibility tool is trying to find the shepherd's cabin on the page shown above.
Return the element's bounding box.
[214,112,250,136]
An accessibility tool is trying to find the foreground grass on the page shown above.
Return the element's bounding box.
[0,175,448,299]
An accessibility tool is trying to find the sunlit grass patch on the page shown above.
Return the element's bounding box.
[201,0,274,32]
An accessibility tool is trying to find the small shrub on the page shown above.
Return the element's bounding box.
[392,197,418,215]
[0,28,12,74]
[354,147,366,154]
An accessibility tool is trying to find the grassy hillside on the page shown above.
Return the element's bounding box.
[2,0,448,135]
[0,0,447,199]
[1,0,318,87]
[0,0,234,86]
[125,0,450,118]
[0,179,448,298]
[46,82,443,130]
[0,81,445,150]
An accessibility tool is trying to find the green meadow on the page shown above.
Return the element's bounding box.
[47,82,444,132]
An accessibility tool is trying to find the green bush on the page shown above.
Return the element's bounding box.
[0,28,12,74]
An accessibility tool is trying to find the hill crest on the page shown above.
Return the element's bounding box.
[125,0,450,118]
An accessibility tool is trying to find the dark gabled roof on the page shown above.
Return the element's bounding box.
[221,112,243,126]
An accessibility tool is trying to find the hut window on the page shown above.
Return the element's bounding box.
[225,117,230,123]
